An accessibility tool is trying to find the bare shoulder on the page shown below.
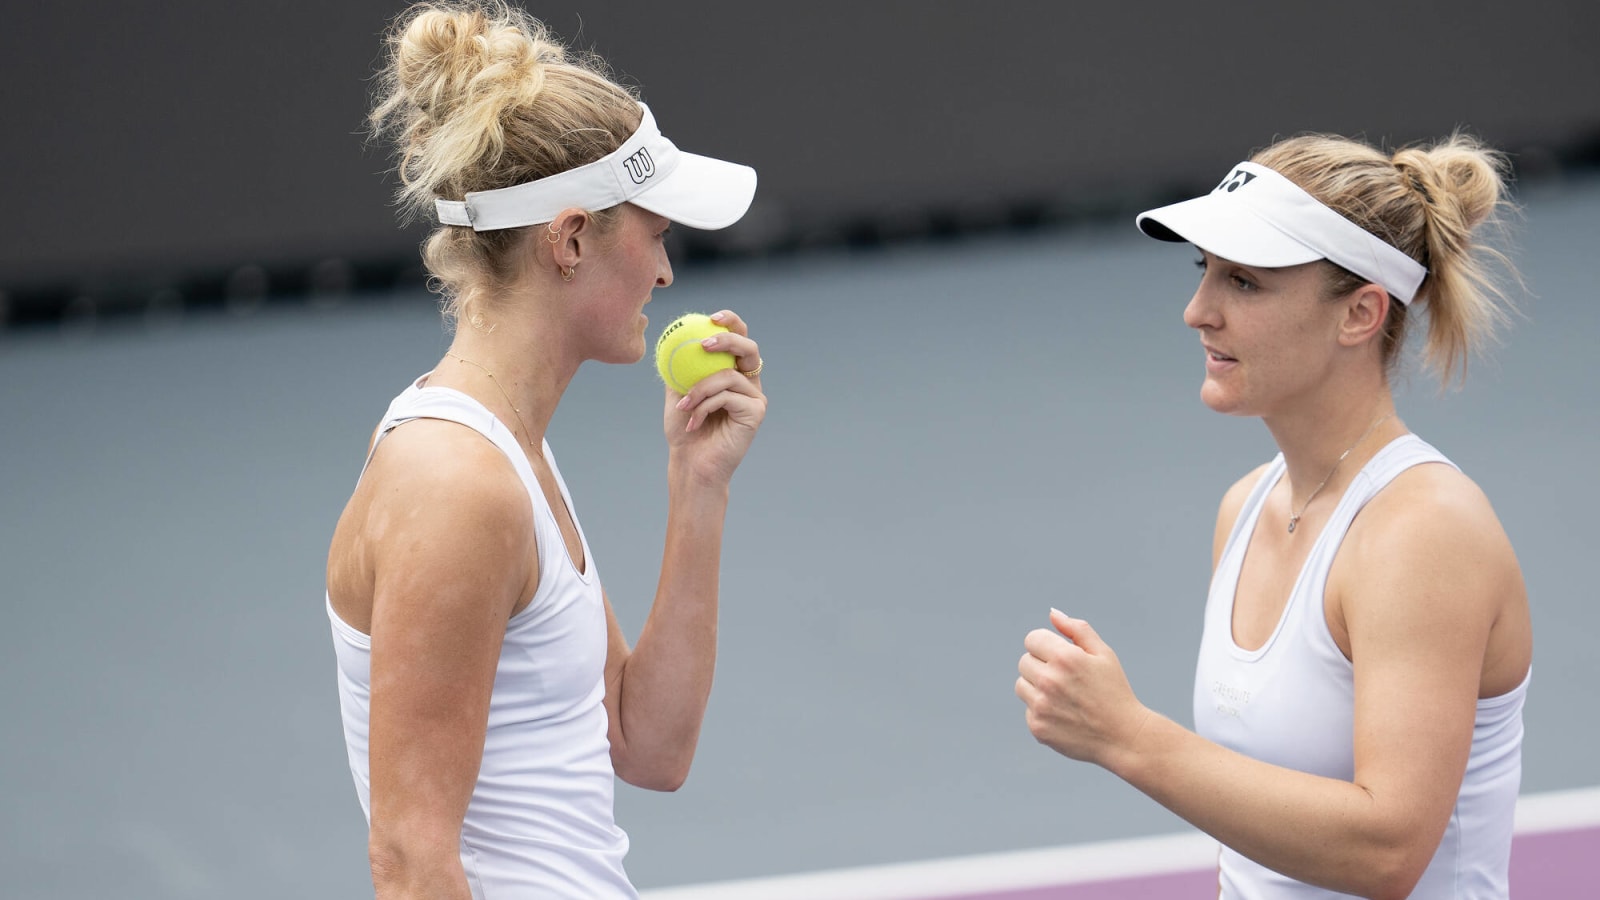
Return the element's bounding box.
[1338,461,1522,628]
[365,419,530,521]
[1350,462,1514,564]
[1333,458,1530,697]
[331,419,536,628]
[364,420,537,571]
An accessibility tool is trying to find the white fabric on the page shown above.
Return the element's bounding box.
[1137,161,1428,304]
[1193,434,1527,899]
[329,376,636,899]
[434,103,756,231]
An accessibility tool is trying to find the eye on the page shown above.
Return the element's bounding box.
[657,226,672,241]
[1196,255,1258,291]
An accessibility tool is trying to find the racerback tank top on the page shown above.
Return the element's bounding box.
[328,375,636,898]
[1194,434,1527,899]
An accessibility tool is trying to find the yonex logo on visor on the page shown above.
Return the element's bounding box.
[1137,161,1428,305]
[1216,169,1258,192]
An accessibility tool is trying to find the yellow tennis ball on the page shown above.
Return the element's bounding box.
[655,313,735,393]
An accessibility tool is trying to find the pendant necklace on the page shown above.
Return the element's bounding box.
[1287,411,1394,534]
[445,352,538,451]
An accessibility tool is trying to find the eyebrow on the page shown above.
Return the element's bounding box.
[1201,251,1283,277]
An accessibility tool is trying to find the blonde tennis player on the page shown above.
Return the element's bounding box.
[1018,133,1531,899]
[327,4,765,897]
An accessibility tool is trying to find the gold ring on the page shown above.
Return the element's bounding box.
[742,359,763,377]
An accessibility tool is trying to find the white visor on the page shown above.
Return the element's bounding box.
[434,103,756,232]
[1136,161,1427,305]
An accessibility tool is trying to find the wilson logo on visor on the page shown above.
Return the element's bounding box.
[622,148,657,184]
[1215,169,1259,193]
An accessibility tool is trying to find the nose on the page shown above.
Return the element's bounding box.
[1183,281,1219,331]
[657,243,674,288]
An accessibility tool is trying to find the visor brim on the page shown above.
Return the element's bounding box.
[1137,194,1324,269]
[630,152,757,231]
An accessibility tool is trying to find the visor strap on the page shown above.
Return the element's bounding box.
[432,103,678,232]
[1230,162,1428,305]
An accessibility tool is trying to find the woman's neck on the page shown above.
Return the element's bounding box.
[433,303,579,448]
[1262,381,1403,508]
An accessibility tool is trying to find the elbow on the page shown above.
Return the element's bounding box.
[614,752,693,792]
[1367,879,1423,900]
[1352,839,1431,900]
[637,770,690,793]
[367,836,409,894]
[610,727,698,791]
[1368,870,1426,900]
[620,761,692,792]
[367,824,459,895]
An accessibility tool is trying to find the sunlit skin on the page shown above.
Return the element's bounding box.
[1016,250,1531,899]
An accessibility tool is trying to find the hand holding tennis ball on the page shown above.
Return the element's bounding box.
[656,309,765,453]
[656,313,737,393]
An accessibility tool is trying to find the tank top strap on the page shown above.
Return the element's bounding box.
[1216,454,1288,581]
[361,375,594,598]
[1321,433,1457,538]
[365,379,540,492]
[1272,434,1457,649]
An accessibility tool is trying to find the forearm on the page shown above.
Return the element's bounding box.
[613,464,730,787]
[1111,714,1432,898]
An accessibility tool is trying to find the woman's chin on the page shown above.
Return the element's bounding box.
[1199,383,1249,417]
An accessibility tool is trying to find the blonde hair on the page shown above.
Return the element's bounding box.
[369,1,640,321]
[1251,132,1519,385]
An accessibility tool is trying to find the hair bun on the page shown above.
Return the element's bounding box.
[1251,131,1519,385]
[1392,135,1509,232]
[394,5,552,122]
[367,2,642,321]
[371,1,612,224]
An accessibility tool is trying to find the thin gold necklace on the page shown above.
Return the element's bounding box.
[1287,411,1394,534]
[445,352,538,450]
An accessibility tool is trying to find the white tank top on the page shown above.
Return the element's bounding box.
[328,376,636,899]
[1193,434,1528,899]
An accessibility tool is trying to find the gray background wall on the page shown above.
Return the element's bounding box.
[2,1,1597,897]
[2,1,1597,299]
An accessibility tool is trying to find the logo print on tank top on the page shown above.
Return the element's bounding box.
[1212,680,1252,718]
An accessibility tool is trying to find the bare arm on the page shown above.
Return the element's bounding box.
[602,310,766,790]
[1018,466,1518,899]
[362,424,534,899]
[600,466,731,790]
